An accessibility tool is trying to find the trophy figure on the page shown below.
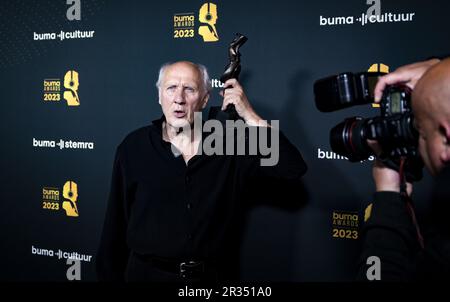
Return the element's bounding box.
[209,33,248,122]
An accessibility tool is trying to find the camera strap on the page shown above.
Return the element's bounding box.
[399,157,425,249]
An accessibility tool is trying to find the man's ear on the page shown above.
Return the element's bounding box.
[441,121,450,145]
[201,93,210,109]
[440,121,450,165]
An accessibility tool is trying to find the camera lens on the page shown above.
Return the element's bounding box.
[400,114,419,144]
[330,117,373,162]
[367,113,418,151]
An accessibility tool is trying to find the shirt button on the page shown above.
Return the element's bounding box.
[187,203,192,210]
[185,175,190,183]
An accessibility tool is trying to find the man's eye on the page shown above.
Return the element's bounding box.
[185,87,195,92]
[167,86,176,91]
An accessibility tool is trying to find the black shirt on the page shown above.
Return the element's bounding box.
[96,116,307,281]
[357,167,450,281]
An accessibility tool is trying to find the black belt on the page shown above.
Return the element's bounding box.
[135,254,217,279]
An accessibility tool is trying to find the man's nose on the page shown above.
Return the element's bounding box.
[173,88,186,104]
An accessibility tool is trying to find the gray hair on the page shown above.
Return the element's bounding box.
[155,62,211,95]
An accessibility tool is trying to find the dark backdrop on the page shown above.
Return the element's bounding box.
[1,0,449,281]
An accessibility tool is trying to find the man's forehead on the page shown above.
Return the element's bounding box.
[164,63,200,81]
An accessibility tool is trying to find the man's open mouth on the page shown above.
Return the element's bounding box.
[174,110,186,118]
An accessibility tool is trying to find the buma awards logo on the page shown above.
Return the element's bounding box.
[42,180,80,217]
[198,2,219,42]
[173,2,219,42]
[43,70,80,106]
[332,211,359,240]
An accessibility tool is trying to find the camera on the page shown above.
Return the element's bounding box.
[314,71,423,181]
[314,72,383,112]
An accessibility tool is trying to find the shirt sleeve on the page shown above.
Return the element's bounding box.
[356,192,421,281]
[96,146,130,281]
[416,167,450,280]
[358,166,450,281]
[243,126,307,182]
[236,126,307,208]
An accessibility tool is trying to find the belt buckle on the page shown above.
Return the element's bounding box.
[179,261,204,278]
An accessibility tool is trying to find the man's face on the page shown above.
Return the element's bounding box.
[413,100,449,176]
[159,63,209,129]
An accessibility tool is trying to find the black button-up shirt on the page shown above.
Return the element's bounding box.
[96,116,307,281]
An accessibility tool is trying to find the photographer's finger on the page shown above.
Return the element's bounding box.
[374,79,387,103]
[374,73,408,102]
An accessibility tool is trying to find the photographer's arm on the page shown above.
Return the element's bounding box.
[358,164,450,281]
[357,190,421,281]
[356,141,420,281]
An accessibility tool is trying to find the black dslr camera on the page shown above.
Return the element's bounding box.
[314,72,423,181]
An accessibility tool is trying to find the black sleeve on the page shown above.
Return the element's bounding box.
[358,167,450,281]
[236,127,307,208]
[356,192,421,281]
[96,146,130,281]
[245,126,307,181]
[416,167,450,280]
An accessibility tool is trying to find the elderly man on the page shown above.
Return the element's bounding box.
[358,58,450,281]
[96,61,307,282]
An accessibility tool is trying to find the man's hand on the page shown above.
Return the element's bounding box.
[372,159,413,195]
[374,58,440,102]
[367,140,413,195]
[220,79,268,127]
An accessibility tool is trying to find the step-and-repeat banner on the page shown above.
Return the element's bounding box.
[1,0,449,281]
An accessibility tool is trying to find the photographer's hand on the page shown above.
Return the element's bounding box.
[368,140,413,195]
[374,58,440,102]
